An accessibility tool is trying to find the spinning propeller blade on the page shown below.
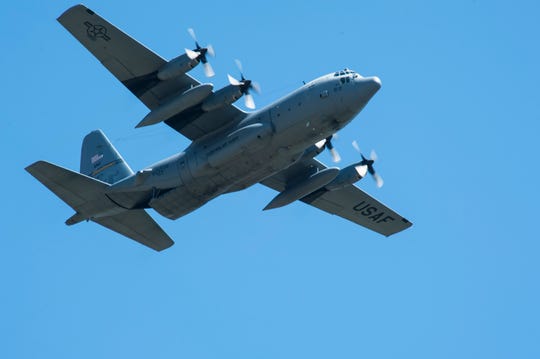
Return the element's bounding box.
[203,62,215,77]
[352,140,384,188]
[185,28,215,77]
[325,135,341,163]
[227,59,260,109]
[244,93,255,110]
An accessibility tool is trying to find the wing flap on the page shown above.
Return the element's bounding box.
[93,210,174,251]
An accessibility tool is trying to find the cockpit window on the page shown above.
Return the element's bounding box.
[335,68,356,77]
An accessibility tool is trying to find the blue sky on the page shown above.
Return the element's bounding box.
[2,1,539,358]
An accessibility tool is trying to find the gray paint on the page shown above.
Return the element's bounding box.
[26,4,412,251]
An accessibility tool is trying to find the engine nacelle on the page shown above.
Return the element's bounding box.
[264,168,340,210]
[324,164,367,191]
[157,54,199,81]
[201,85,243,112]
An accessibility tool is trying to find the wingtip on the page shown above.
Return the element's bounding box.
[262,203,278,211]
[154,239,175,252]
[25,160,46,173]
[57,4,90,23]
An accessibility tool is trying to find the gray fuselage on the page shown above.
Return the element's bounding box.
[109,70,381,220]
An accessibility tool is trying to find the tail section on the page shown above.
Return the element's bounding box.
[80,129,133,184]
[25,131,174,251]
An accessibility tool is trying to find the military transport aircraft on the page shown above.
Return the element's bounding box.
[26,4,412,251]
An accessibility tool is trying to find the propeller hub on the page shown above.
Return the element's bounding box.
[352,140,384,188]
[228,60,260,109]
[186,28,215,77]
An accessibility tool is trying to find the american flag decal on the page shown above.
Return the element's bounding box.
[91,153,103,164]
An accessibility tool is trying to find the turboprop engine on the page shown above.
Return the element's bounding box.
[324,164,368,191]
[203,60,260,111]
[157,54,200,81]
[201,84,244,112]
[263,168,340,210]
[157,28,215,81]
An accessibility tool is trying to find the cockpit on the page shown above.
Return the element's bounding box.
[334,68,360,78]
[333,68,361,84]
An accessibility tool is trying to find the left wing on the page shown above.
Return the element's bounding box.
[57,4,247,140]
[261,159,412,237]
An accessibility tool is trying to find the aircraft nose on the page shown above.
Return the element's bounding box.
[368,76,382,91]
[357,76,381,99]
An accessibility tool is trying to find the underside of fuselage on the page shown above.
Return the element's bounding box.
[26,4,412,252]
[113,71,382,220]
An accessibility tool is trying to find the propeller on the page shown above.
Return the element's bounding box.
[227,59,261,109]
[324,135,341,163]
[185,28,215,77]
[352,140,384,188]
[314,135,341,162]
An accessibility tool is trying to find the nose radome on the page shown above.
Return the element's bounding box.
[369,76,382,90]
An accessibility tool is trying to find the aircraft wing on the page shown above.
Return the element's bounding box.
[261,158,412,237]
[57,4,246,140]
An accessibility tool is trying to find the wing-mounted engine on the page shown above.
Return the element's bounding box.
[138,52,260,129]
[264,140,385,210]
[264,168,340,210]
[324,164,367,191]
[157,54,199,81]
[324,140,383,190]
[203,60,260,111]
[201,84,243,112]
[157,28,215,81]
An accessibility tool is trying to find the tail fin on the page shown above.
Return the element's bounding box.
[80,130,133,184]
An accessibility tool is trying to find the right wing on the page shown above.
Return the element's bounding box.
[261,158,412,237]
[57,4,247,140]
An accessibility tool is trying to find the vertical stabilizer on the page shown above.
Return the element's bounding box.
[81,130,133,184]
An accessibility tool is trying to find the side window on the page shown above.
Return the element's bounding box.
[320,90,329,98]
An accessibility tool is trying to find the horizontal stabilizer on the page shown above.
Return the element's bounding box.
[26,160,174,251]
[92,210,174,251]
[25,160,110,212]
